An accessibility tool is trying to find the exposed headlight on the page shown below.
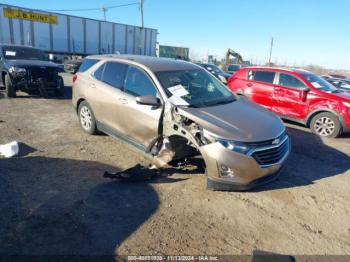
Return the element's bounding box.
[343,102,350,108]
[217,139,250,154]
[9,66,26,74]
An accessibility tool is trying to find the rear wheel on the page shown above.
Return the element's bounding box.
[78,101,97,135]
[5,74,16,98]
[310,112,342,138]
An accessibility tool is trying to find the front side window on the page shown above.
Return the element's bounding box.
[248,70,276,84]
[124,66,158,97]
[156,69,235,108]
[101,62,128,89]
[278,73,307,89]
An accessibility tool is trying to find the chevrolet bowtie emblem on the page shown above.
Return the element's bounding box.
[272,138,280,145]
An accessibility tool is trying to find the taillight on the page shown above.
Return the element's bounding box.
[72,74,78,83]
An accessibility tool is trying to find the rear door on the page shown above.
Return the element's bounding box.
[244,70,276,110]
[272,73,309,119]
[115,65,162,148]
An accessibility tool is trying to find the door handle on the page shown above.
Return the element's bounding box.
[118,98,128,104]
[89,83,96,88]
[274,87,282,92]
[247,83,253,87]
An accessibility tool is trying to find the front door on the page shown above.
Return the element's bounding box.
[272,73,309,119]
[116,65,162,148]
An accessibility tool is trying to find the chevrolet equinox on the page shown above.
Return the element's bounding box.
[72,55,291,190]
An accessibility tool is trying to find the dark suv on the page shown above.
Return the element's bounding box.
[197,63,231,84]
[0,44,64,98]
[228,67,350,138]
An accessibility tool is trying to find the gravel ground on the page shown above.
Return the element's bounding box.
[0,73,349,258]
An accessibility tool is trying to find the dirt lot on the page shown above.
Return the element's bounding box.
[0,73,349,258]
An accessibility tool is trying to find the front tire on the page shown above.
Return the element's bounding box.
[78,101,97,135]
[5,74,16,98]
[310,112,342,138]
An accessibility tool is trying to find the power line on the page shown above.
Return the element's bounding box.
[46,2,139,12]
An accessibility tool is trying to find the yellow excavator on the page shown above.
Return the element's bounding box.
[225,48,244,65]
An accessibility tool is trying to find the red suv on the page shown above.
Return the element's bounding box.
[228,67,350,137]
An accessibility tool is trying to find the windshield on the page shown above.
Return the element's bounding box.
[156,69,235,108]
[300,72,338,92]
[2,46,48,61]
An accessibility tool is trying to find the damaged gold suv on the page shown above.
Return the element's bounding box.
[72,55,291,191]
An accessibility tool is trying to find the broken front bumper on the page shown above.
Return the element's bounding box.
[200,136,291,191]
[11,67,61,92]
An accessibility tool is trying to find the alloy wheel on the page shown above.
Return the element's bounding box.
[314,117,335,137]
[80,106,92,130]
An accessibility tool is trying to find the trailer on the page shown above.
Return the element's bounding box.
[0,4,157,56]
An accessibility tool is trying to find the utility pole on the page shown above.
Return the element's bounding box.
[27,31,31,46]
[140,0,144,28]
[102,7,107,21]
[268,37,274,66]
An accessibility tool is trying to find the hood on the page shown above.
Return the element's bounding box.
[6,59,61,69]
[178,99,285,142]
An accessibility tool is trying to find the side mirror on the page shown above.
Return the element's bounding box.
[136,95,161,106]
[299,86,310,101]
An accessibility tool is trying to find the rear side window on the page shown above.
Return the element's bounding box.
[124,66,157,97]
[248,70,275,84]
[78,59,98,72]
[94,63,105,80]
[278,73,306,89]
[101,62,128,89]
